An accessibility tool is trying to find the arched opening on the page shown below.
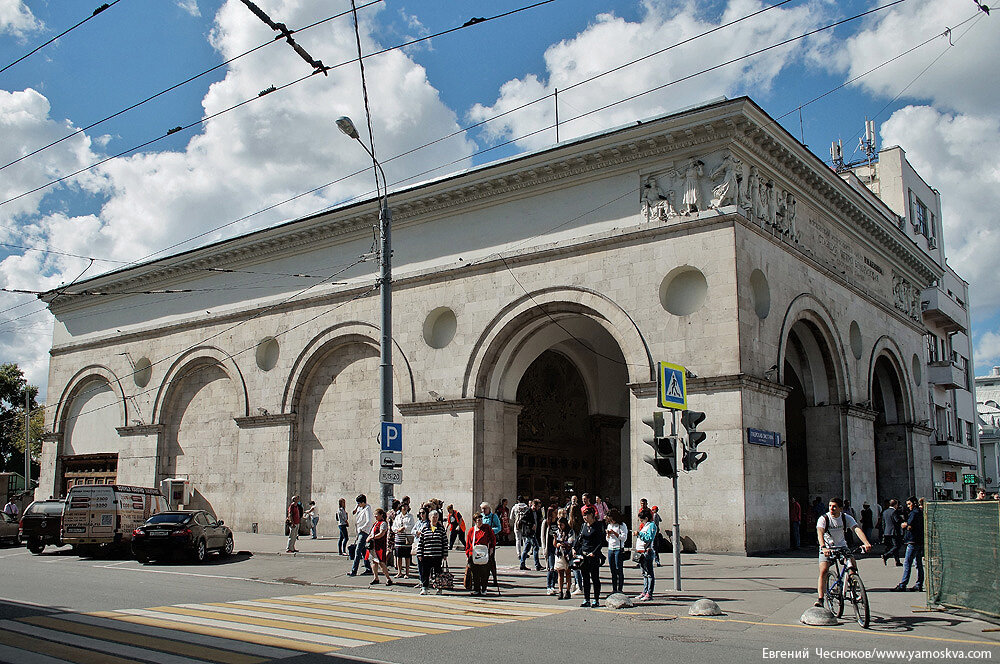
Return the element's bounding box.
[60,376,123,495]
[781,318,845,543]
[872,354,909,503]
[293,340,383,510]
[160,360,240,520]
[516,350,595,504]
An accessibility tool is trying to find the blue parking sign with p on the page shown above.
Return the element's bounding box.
[381,422,402,451]
[658,361,687,410]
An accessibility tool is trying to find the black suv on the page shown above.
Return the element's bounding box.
[20,499,65,553]
[131,510,234,563]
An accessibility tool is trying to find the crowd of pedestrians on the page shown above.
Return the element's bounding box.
[290,492,666,607]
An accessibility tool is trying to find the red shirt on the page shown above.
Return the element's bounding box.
[465,524,496,557]
[288,502,302,525]
[789,501,801,523]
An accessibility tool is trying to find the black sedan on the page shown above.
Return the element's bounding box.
[131,510,234,563]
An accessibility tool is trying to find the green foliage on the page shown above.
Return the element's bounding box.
[0,363,41,473]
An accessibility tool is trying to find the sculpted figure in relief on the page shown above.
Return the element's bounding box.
[710,153,741,208]
[670,159,704,214]
[641,175,675,221]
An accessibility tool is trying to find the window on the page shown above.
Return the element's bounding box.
[910,189,929,237]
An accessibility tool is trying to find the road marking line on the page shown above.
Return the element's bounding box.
[88,611,332,654]
[112,609,350,649]
[1,621,204,664]
[310,599,508,623]
[198,602,421,638]
[146,605,379,646]
[333,589,561,614]
[241,598,475,630]
[226,600,452,634]
[0,622,160,664]
[90,563,286,585]
[60,613,301,660]
[19,616,267,664]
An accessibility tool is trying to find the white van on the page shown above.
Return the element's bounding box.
[62,485,168,551]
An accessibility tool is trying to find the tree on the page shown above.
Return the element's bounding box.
[0,363,41,475]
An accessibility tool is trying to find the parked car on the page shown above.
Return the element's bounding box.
[131,510,234,563]
[20,499,65,553]
[63,485,168,555]
[1,511,20,545]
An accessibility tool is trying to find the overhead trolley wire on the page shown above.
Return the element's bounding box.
[0,1,123,76]
[0,0,558,206]
[0,0,384,174]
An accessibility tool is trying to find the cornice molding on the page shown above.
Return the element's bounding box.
[397,398,481,416]
[234,413,296,429]
[116,424,163,437]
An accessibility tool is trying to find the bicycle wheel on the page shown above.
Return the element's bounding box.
[824,572,844,617]
[846,572,870,628]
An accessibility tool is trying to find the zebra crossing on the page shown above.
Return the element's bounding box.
[0,589,571,663]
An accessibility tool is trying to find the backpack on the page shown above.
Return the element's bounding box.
[822,514,855,548]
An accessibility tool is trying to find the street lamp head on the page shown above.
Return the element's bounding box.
[336,116,360,140]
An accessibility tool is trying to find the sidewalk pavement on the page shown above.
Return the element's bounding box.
[234,530,999,643]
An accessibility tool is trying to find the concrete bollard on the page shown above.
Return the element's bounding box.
[688,598,724,616]
[800,606,838,625]
[605,593,634,609]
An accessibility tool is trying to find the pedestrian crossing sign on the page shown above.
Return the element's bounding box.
[658,361,687,410]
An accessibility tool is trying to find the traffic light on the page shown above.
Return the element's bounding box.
[681,409,707,471]
[642,411,677,478]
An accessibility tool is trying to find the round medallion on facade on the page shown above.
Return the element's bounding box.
[660,267,708,316]
[423,307,457,349]
[749,269,770,319]
[912,353,922,386]
[133,357,152,387]
[255,337,279,371]
[849,321,863,360]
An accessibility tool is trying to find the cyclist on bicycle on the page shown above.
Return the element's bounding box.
[816,497,872,607]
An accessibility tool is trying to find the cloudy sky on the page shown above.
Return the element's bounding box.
[0,0,997,398]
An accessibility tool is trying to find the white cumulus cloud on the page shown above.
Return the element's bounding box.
[469,0,831,151]
[0,0,41,38]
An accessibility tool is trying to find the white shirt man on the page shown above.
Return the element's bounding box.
[815,498,872,607]
[2,500,17,517]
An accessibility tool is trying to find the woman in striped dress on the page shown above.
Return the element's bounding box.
[415,510,449,595]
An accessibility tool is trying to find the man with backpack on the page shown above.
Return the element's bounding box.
[509,496,529,558]
[815,497,872,608]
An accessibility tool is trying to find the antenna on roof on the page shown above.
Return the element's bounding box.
[860,118,877,160]
[830,140,844,172]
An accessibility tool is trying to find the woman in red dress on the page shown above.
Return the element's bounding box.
[368,508,393,586]
[496,498,511,545]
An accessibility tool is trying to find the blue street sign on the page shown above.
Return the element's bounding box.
[747,428,781,447]
[658,361,687,410]
[381,422,402,452]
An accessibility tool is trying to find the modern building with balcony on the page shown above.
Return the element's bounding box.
[975,367,1000,496]
[848,148,979,500]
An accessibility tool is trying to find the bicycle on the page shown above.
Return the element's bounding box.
[823,545,870,628]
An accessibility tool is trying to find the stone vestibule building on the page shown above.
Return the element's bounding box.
[38,98,961,553]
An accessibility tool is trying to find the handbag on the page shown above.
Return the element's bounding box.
[432,560,454,590]
[631,549,644,563]
[470,527,490,565]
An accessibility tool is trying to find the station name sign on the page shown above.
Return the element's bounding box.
[747,428,781,447]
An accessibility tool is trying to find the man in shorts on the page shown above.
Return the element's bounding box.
[816,497,872,607]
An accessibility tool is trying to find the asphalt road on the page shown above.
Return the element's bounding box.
[1,540,998,664]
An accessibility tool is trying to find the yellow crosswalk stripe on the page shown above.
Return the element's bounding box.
[144,605,388,646]
[0,627,145,664]
[89,611,334,654]
[1,587,576,664]
[19,616,268,664]
[225,600,451,634]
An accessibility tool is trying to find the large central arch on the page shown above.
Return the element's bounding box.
[467,288,644,510]
[778,297,850,541]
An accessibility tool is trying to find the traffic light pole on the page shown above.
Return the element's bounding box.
[670,409,681,592]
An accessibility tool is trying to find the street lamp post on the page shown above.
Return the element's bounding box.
[337,116,394,513]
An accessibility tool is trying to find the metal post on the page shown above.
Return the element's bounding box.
[671,409,681,591]
[24,390,30,497]
[379,200,394,513]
